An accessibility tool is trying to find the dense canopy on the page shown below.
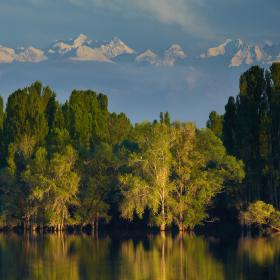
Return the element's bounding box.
[0,81,244,232]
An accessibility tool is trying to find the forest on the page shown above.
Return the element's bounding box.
[1,63,280,234]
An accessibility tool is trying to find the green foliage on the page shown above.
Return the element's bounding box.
[79,143,115,227]
[241,201,280,231]
[171,123,244,230]
[120,122,243,231]
[120,123,174,230]
[220,63,280,225]
[241,201,275,225]
[4,82,52,150]
[68,90,109,150]
[108,112,132,145]
[207,111,223,139]
[159,111,171,126]
[0,81,244,232]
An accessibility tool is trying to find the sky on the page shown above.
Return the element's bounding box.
[1,0,279,49]
[0,0,279,126]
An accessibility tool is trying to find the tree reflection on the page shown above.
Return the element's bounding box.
[238,237,280,266]
[119,233,224,280]
[2,233,280,280]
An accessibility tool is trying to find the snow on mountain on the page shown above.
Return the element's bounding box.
[0,45,46,63]
[202,39,273,67]
[202,39,243,58]
[206,39,232,57]
[70,46,113,63]
[50,34,90,55]
[229,45,267,67]
[135,49,158,65]
[48,35,135,62]
[0,46,16,63]
[73,34,88,48]
[17,47,46,62]
[254,45,265,61]
[245,48,253,65]
[230,49,244,67]
[99,38,135,58]
[162,44,187,66]
[1,35,280,68]
[135,44,187,66]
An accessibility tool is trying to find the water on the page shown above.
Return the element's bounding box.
[1,232,280,280]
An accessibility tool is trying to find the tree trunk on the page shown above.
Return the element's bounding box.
[32,224,37,232]
[161,193,166,231]
[160,223,166,231]
[160,231,166,280]
[178,222,185,232]
[96,218,99,233]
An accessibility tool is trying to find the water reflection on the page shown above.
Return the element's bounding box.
[1,232,280,280]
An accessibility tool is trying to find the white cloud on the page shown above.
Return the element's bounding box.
[66,0,211,38]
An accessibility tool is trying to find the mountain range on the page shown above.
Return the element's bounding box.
[1,34,280,68]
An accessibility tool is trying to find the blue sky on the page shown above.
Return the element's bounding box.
[1,0,279,49]
[0,0,279,126]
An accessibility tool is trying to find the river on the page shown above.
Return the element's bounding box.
[0,232,279,279]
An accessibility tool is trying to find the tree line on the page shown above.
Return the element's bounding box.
[3,63,280,234]
[0,81,244,232]
[207,62,280,233]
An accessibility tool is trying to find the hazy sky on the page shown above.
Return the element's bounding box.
[0,0,279,126]
[0,0,279,50]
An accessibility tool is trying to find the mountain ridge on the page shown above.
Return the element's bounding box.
[0,34,280,68]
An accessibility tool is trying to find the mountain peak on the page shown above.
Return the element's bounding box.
[73,34,88,48]
[0,45,46,63]
[17,46,46,63]
[100,38,135,58]
[166,44,186,57]
[135,49,158,65]
[0,35,279,68]
[205,39,232,57]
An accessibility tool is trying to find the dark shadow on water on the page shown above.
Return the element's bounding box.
[1,229,280,280]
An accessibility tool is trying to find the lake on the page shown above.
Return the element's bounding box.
[0,232,279,279]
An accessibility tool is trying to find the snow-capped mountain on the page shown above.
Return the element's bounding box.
[70,46,112,63]
[50,34,90,55]
[17,47,46,63]
[135,49,158,65]
[99,37,135,58]
[162,44,187,66]
[0,45,46,63]
[0,46,16,63]
[201,39,243,57]
[200,39,270,67]
[1,34,280,68]
[135,44,187,66]
[47,34,135,63]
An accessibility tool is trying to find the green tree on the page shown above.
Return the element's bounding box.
[241,200,280,232]
[4,81,52,151]
[108,112,132,146]
[171,124,244,230]
[79,143,114,231]
[21,145,80,229]
[120,122,174,231]
[0,96,5,166]
[68,90,109,151]
[223,97,237,155]
[21,147,49,229]
[207,111,223,139]
[46,145,80,229]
